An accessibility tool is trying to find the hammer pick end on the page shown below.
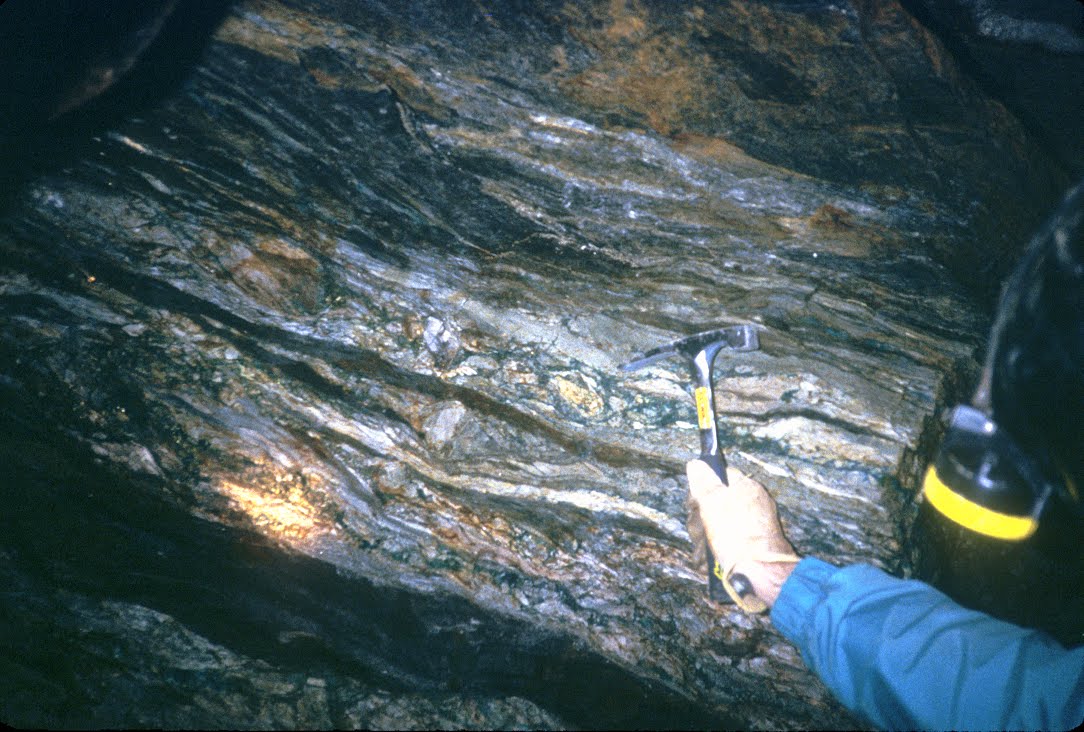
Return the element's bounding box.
[620,324,760,372]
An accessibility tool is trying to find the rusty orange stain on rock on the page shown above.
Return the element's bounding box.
[809,204,855,231]
[306,66,343,90]
[558,0,711,137]
[225,237,324,312]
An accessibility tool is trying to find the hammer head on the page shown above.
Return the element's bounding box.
[621,324,759,372]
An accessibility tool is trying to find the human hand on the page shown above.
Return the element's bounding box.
[686,460,800,611]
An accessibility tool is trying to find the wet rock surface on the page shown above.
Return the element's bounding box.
[0,1,1072,728]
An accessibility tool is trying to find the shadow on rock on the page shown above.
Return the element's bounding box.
[0,0,236,207]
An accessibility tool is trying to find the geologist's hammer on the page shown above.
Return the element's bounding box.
[621,324,759,604]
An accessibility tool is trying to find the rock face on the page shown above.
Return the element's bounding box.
[0,1,1072,728]
[902,0,1084,181]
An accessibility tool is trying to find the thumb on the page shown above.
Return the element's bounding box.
[686,459,725,501]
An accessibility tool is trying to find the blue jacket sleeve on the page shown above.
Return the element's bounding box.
[771,557,1084,731]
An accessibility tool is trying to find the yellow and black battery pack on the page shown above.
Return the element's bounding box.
[922,405,1052,541]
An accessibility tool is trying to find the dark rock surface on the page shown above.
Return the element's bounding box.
[0,0,1073,728]
[902,0,1084,180]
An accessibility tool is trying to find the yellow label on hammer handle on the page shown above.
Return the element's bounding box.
[694,386,712,430]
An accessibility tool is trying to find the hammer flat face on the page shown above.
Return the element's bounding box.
[620,324,759,372]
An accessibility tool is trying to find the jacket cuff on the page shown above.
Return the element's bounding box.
[770,556,838,646]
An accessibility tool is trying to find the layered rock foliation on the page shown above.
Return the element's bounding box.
[0,0,1061,729]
